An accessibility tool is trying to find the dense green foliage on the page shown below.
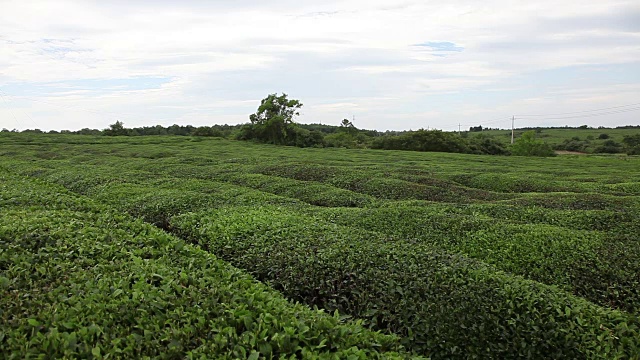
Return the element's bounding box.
[1,133,639,358]
[370,129,510,155]
[478,126,640,154]
[0,171,414,359]
[237,102,514,154]
[306,204,640,313]
[241,93,307,146]
[172,206,640,358]
[15,114,640,155]
[510,131,556,157]
[623,134,640,155]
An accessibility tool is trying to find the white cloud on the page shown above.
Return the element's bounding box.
[0,0,638,131]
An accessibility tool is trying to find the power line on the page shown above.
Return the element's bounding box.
[0,91,41,130]
[459,102,640,132]
[516,102,640,117]
[458,117,512,129]
[519,106,640,121]
[511,116,515,144]
[0,92,21,130]
[487,117,511,124]
[479,117,513,126]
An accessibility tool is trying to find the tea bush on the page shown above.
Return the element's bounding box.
[172,205,640,358]
[0,172,414,359]
[2,133,640,359]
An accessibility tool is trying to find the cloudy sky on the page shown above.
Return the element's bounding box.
[1,0,639,132]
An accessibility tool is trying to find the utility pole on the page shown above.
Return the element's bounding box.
[511,116,515,144]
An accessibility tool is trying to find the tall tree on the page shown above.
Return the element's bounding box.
[340,118,357,136]
[249,93,302,145]
[104,121,128,136]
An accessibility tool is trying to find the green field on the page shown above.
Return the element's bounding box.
[1,133,639,358]
[476,127,640,153]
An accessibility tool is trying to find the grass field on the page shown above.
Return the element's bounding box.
[476,127,640,153]
[1,133,639,358]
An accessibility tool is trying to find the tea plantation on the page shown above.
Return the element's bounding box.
[1,133,639,359]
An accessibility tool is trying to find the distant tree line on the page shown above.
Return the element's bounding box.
[234,94,534,156]
[4,94,638,157]
[468,125,500,132]
[7,121,240,138]
[368,130,511,155]
[552,133,640,155]
[235,93,388,149]
[512,125,640,130]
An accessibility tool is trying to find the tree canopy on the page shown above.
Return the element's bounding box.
[248,93,303,145]
[511,131,555,157]
[104,121,128,136]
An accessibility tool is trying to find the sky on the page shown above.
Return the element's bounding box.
[1,0,639,132]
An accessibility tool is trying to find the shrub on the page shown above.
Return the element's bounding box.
[595,139,623,154]
[0,173,411,359]
[215,172,376,207]
[510,131,556,156]
[371,130,471,154]
[293,128,326,148]
[622,134,640,155]
[172,205,640,358]
[309,204,640,312]
[555,138,589,152]
[467,135,509,155]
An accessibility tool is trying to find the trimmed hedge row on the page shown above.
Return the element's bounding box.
[450,173,585,193]
[372,201,638,232]
[24,164,305,209]
[21,161,640,314]
[88,181,305,228]
[150,178,304,206]
[255,164,510,202]
[27,157,351,209]
[172,205,640,358]
[14,161,640,314]
[328,176,468,202]
[214,172,377,207]
[0,172,97,212]
[507,192,640,211]
[0,172,414,359]
[455,173,640,197]
[3,138,640,358]
[605,181,640,195]
[457,203,638,232]
[308,204,640,313]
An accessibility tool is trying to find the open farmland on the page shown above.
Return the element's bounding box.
[475,127,640,154]
[1,133,640,358]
